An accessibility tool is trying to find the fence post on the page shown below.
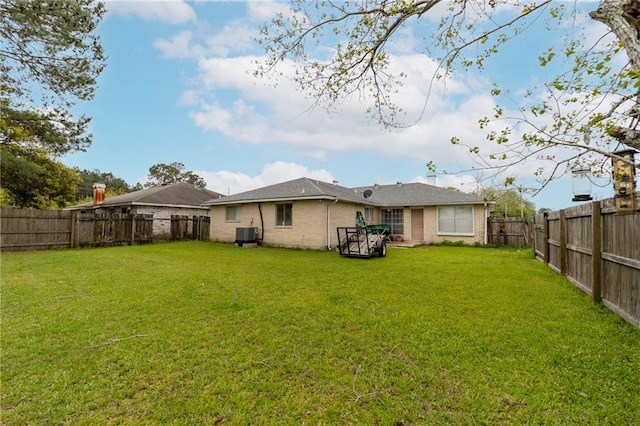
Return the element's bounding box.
[543,212,550,264]
[591,201,602,304]
[70,210,78,248]
[130,214,136,245]
[559,209,567,276]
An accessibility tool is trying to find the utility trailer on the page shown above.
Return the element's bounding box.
[336,212,390,258]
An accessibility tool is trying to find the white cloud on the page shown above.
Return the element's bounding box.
[153,1,609,204]
[246,1,290,21]
[203,23,256,57]
[154,31,203,59]
[197,161,335,194]
[184,51,499,166]
[106,0,196,25]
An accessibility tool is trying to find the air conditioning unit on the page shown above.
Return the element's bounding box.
[235,227,257,244]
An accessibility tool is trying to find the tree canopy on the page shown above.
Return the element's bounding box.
[76,169,133,201]
[255,0,640,191]
[1,0,106,136]
[0,145,80,208]
[145,162,207,189]
[0,0,106,208]
[474,186,536,218]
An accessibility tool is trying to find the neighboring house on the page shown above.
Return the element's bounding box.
[67,182,224,239]
[202,177,489,250]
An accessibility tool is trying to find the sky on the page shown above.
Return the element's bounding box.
[62,0,613,210]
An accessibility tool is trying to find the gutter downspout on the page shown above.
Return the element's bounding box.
[327,198,338,250]
[484,203,489,245]
[258,202,264,241]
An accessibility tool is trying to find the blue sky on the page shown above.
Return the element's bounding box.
[62,0,610,210]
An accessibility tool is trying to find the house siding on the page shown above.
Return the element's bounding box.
[210,200,363,249]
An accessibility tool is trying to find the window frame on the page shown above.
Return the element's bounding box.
[276,203,293,227]
[225,205,241,222]
[364,207,374,223]
[381,208,404,235]
[437,205,474,236]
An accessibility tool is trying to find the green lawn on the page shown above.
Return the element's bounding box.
[2,242,639,424]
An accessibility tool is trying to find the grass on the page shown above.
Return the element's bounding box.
[2,241,639,425]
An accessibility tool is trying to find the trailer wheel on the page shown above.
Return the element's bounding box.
[377,240,387,257]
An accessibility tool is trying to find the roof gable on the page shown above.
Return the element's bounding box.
[204,178,484,207]
[203,177,372,205]
[68,182,224,209]
[354,182,484,206]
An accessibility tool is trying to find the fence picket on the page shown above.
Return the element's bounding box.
[534,198,639,328]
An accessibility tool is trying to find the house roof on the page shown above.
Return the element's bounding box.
[203,177,484,207]
[67,182,224,210]
[353,182,485,206]
[203,177,373,206]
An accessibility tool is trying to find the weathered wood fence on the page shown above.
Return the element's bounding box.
[534,198,639,327]
[170,215,210,241]
[0,208,73,250]
[487,217,533,248]
[0,208,209,251]
[73,212,154,247]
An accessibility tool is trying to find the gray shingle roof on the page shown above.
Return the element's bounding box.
[203,178,484,207]
[353,182,485,206]
[203,177,373,205]
[67,182,224,210]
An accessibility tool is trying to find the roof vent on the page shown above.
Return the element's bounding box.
[396,181,402,186]
[363,189,373,199]
[332,180,339,185]
[374,183,380,187]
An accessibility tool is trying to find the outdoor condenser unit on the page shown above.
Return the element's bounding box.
[235,227,257,244]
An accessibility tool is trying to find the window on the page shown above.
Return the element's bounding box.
[276,203,292,226]
[381,208,404,234]
[364,207,374,223]
[438,206,474,235]
[225,206,241,221]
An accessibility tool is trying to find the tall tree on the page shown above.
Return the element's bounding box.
[145,162,207,189]
[0,0,106,208]
[1,0,106,154]
[255,0,639,190]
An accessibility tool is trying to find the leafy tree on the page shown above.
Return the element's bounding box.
[76,169,132,200]
[144,162,207,189]
[474,187,536,218]
[1,0,107,154]
[0,0,106,208]
[255,0,639,189]
[0,145,79,208]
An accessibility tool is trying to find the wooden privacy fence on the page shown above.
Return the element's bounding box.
[534,198,639,327]
[170,215,210,241]
[73,212,153,247]
[1,208,153,251]
[0,208,72,250]
[487,217,533,247]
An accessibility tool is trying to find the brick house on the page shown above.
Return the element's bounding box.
[67,182,224,239]
[203,177,489,249]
